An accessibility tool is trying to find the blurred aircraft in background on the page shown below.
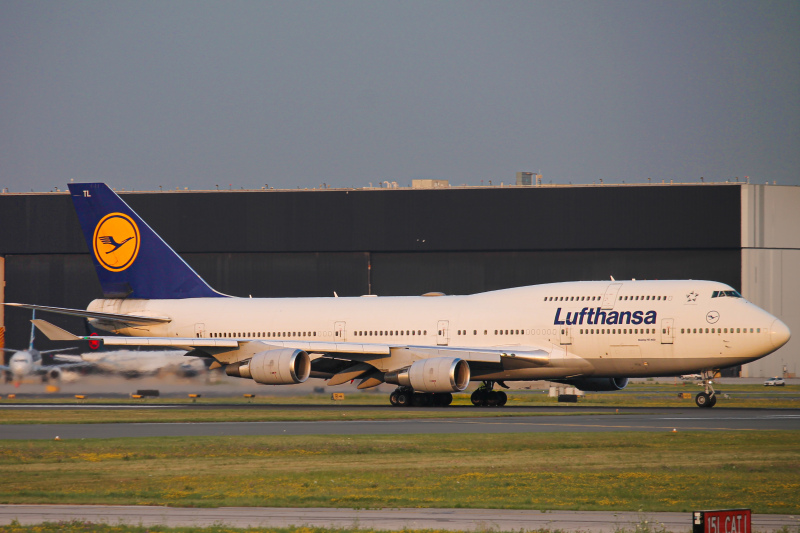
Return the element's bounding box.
[0,311,85,385]
[54,349,208,379]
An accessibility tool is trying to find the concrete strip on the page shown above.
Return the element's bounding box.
[1,505,799,532]
[2,408,800,440]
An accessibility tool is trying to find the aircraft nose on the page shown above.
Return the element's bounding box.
[770,319,791,349]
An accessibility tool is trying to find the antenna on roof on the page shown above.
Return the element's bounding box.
[610,275,616,281]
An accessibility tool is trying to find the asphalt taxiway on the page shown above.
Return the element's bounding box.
[2,407,799,440]
[1,505,798,532]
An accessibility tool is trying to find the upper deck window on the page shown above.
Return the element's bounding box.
[712,290,742,298]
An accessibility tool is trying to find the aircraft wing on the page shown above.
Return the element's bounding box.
[32,319,550,367]
[41,362,93,370]
[52,354,84,363]
[5,303,171,326]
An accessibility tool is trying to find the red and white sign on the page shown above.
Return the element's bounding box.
[695,509,751,533]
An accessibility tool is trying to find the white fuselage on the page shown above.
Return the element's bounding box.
[86,280,789,380]
[8,351,38,379]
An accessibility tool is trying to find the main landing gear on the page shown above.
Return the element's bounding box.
[695,370,718,408]
[389,387,453,407]
[470,381,508,407]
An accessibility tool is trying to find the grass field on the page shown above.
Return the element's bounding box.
[1,431,798,514]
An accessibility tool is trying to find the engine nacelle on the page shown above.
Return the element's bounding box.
[47,367,62,380]
[553,377,629,391]
[226,348,310,385]
[385,357,470,393]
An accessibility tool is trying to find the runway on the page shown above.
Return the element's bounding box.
[3,407,799,440]
[1,505,798,532]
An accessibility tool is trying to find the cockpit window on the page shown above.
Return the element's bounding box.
[711,290,742,298]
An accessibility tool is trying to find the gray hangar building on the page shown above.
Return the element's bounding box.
[0,182,797,378]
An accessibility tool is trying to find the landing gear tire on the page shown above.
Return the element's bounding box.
[696,392,713,408]
[471,381,508,407]
[486,391,500,407]
[471,389,486,406]
[396,390,412,407]
[391,388,454,407]
[496,390,508,406]
[696,370,719,408]
[412,393,432,407]
[432,392,452,407]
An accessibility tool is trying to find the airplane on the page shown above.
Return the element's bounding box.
[7,182,791,408]
[54,349,208,379]
[0,311,85,385]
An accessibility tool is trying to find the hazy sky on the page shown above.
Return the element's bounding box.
[2,1,798,192]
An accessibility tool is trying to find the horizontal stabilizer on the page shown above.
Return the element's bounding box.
[31,320,83,341]
[6,303,171,325]
[30,319,240,349]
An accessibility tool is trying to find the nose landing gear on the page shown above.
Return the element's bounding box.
[470,381,508,407]
[695,370,718,408]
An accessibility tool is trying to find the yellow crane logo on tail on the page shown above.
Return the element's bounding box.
[92,213,140,272]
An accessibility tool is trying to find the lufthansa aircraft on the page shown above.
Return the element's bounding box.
[11,183,791,408]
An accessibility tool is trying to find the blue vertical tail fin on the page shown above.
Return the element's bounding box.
[28,310,36,350]
[68,183,226,299]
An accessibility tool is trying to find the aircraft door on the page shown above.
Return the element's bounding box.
[194,323,205,338]
[660,318,674,344]
[334,321,347,342]
[602,283,622,310]
[559,325,573,345]
[437,320,449,346]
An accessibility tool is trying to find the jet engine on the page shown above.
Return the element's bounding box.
[385,357,470,393]
[553,377,628,391]
[225,348,310,385]
[47,367,62,381]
